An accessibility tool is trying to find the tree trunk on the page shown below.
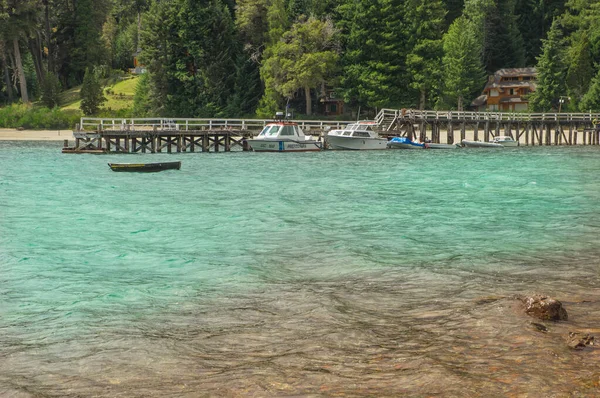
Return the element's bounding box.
[1,56,14,102]
[28,35,45,85]
[304,86,312,116]
[457,95,463,111]
[419,89,426,110]
[13,38,29,103]
[44,0,54,74]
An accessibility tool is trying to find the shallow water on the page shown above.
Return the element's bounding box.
[1,141,599,397]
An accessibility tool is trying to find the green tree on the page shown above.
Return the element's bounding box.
[483,0,526,73]
[579,68,600,111]
[0,0,39,103]
[261,16,339,115]
[140,0,238,117]
[440,15,486,110]
[80,67,106,115]
[40,72,62,108]
[404,0,446,109]
[529,20,567,112]
[337,0,408,110]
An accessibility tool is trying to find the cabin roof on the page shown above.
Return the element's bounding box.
[495,67,537,77]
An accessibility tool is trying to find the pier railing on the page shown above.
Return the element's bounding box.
[79,117,354,133]
[375,108,600,124]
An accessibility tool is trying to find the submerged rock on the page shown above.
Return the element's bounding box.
[518,294,568,321]
[530,322,549,333]
[566,332,595,350]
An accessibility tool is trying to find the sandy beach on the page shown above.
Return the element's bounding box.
[0,128,74,141]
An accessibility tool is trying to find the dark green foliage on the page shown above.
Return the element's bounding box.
[140,0,238,117]
[483,0,526,73]
[529,20,567,112]
[80,67,106,115]
[579,68,600,111]
[0,103,81,129]
[405,0,446,109]
[440,15,486,110]
[443,0,464,27]
[132,72,151,117]
[40,72,62,108]
[1,0,599,118]
[337,0,409,109]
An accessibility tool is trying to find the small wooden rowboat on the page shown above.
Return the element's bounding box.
[108,161,181,172]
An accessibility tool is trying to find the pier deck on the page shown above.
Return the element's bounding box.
[63,110,600,153]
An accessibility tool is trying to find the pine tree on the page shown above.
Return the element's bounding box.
[440,15,486,110]
[529,20,567,112]
[579,68,600,112]
[337,0,408,109]
[404,0,446,109]
[40,72,62,108]
[80,67,106,115]
[483,0,526,73]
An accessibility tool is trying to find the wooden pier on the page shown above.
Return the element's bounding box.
[376,109,600,146]
[62,117,350,154]
[63,110,600,153]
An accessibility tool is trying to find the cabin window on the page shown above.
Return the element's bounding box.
[267,126,280,136]
[280,126,295,136]
[509,88,515,95]
[490,89,499,97]
[342,131,352,136]
[353,132,370,138]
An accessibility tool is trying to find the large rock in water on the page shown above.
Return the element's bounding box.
[519,294,568,321]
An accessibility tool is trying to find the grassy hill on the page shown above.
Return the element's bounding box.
[0,75,139,129]
[61,75,139,112]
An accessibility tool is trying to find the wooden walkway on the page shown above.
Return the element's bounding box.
[376,109,600,146]
[63,110,600,153]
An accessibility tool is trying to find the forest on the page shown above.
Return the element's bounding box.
[1,0,600,123]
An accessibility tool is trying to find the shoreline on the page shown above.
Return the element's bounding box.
[0,128,73,141]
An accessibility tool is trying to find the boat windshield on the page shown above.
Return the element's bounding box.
[258,125,281,137]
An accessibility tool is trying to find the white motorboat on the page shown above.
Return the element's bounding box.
[247,117,321,152]
[325,121,388,150]
[461,139,504,148]
[491,135,519,147]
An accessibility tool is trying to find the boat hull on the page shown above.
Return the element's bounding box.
[493,141,519,147]
[424,143,460,149]
[108,161,181,172]
[461,140,504,148]
[326,135,388,150]
[247,139,321,152]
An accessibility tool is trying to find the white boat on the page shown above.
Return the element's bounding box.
[491,135,519,147]
[461,139,504,148]
[247,119,321,152]
[325,121,388,150]
[387,137,460,149]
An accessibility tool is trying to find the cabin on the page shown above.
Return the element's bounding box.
[129,48,147,75]
[471,67,537,112]
[319,87,345,116]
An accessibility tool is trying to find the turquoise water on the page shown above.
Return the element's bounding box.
[1,141,599,396]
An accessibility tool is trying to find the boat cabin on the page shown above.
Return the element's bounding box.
[256,123,307,140]
[331,122,379,138]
